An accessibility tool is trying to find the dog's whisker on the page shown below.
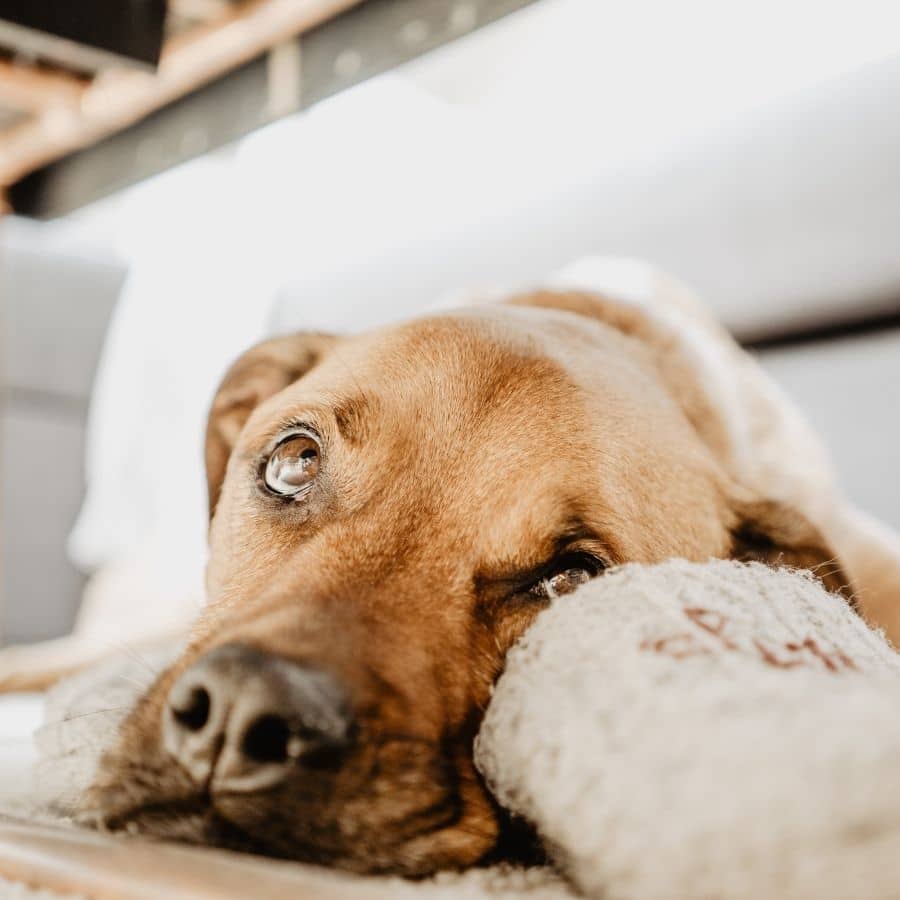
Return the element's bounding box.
[113,672,154,693]
[40,704,135,727]
[0,706,134,752]
[97,640,162,680]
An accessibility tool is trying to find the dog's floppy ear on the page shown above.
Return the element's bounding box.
[205,332,337,517]
[729,497,852,598]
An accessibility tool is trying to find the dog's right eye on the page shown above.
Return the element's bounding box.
[525,551,606,600]
[263,431,321,497]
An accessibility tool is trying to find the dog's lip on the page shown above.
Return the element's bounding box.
[85,791,259,849]
[81,792,207,833]
[86,784,276,831]
[89,788,469,869]
[91,800,286,859]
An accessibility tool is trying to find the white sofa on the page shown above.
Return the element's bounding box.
[272,55,900,528]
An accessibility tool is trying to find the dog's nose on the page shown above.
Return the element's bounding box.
[163,644,352,792]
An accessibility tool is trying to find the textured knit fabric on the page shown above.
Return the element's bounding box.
[476,558,900,900]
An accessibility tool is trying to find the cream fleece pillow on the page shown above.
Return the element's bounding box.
[476,558,900,900]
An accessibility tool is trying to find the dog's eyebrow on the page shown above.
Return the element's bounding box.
[332,394,370,446]
[474,519,604,594]
[544,520,599,556]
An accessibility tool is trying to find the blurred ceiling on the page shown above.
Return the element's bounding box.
[0,0,539,216]
[3,0,900,222]
[0,0,362,209]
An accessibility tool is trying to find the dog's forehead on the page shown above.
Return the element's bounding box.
[224,311,608,543]
[270,312,586,428]
[309,308,645,407]
[238,308,673,478]
[323,312,554,382]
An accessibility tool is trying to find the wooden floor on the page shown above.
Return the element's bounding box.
[0,817,380,899]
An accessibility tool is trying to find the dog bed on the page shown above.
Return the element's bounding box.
[3,558,900,898]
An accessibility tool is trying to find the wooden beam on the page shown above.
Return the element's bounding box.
[0,60,86,112]
[0,0,363,188]
[6,0,542,216]
[170,0,236,21]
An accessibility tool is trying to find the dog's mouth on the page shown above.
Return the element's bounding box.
[95,788,464,868]
[83,722,504,875]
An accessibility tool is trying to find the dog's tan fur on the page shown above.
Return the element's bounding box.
[4,280,899,874]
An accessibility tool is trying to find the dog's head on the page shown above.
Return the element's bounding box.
[86,293,847,873]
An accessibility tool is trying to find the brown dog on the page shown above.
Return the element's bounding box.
[76,278,900,875]
[79,280,900,874]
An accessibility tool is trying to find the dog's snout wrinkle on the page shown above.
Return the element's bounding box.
[163,643,352,794]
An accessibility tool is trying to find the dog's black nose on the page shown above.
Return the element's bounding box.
[163,644,352,792]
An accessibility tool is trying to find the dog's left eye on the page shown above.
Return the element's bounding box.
[528,553,605,599]
[264,431,321,496]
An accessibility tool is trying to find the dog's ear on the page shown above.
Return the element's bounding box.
[729,497,852,598]
[205,332,337,517]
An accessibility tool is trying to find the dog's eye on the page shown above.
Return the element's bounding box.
[264,432,320,497]
[528,553,604,599]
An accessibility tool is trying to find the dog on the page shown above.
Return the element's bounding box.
[7,262,900,874]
